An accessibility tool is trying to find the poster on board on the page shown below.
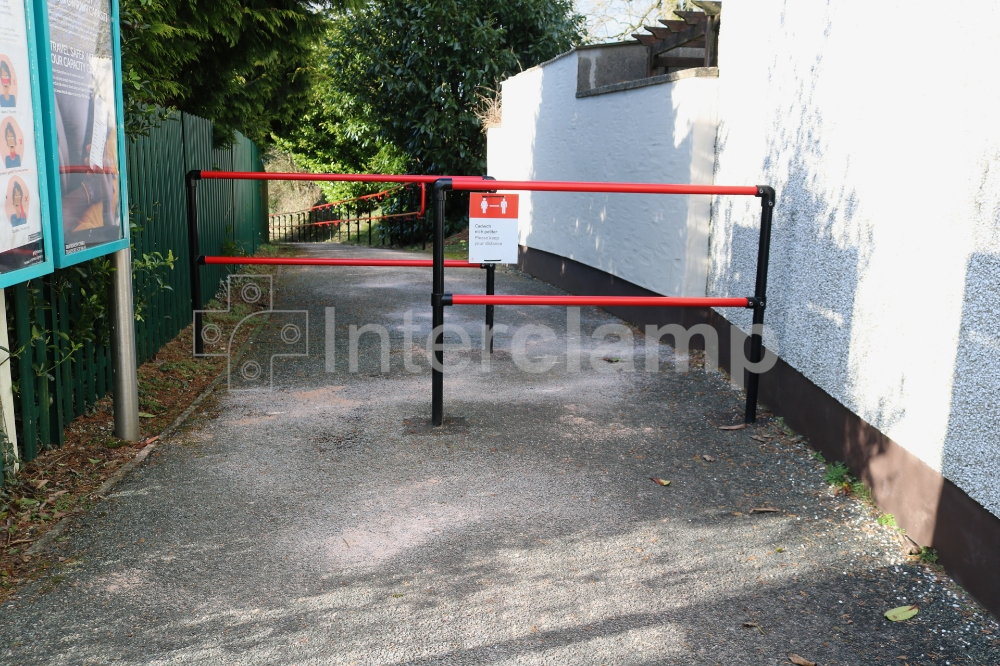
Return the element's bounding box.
[0,0,47,274]
[46,0,124,257]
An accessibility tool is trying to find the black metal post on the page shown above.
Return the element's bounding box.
[485,263,495,354]
[431,178,452,426]
[185,170,203,355]
[744,185,775,423]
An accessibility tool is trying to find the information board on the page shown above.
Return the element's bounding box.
[468,192,519,264]
[37,0,128,267]
[0,0,53,285]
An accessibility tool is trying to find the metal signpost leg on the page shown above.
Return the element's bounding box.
[485,264,495,354]
[186,171,204,355]
[110,247,140,441]
[431,178,452,426]
[744,186,775,424]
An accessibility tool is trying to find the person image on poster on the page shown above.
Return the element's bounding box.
[9,181,27,226]
[4,120,21,168]
[0,61,14,108]
[48,0,122,249]
[0,0,47,272]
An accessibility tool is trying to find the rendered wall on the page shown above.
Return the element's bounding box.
[709,2,1000,517]
[487,52,719,298]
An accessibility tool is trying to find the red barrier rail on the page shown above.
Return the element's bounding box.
[444,294,750,308]
[200,171,447,184]
[199,171,758,197]
[314,185,404,210]
[449,179,759,197]
[200,256,482,268]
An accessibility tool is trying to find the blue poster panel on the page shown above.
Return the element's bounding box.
[35,0,128,267]
[0,0,54,286]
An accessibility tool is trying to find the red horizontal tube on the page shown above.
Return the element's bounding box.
[447,294,750,308]
[202,256,482,268]
[310,185,403,211]
[200,171,449,184]
[198,172,758,197]
[450,180,759,196]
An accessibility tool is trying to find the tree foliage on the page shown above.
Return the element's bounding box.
[120,0,331,145]
[282,0,585,180]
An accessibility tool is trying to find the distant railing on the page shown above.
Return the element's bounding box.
[268,183,426,246]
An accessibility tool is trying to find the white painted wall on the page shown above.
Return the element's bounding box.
[487,54,719,297]
[709,2,1000,517]
[490,3,1000,519]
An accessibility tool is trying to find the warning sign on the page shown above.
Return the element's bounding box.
[469,193,519,264]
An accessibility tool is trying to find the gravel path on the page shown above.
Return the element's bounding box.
[1,243,997,665]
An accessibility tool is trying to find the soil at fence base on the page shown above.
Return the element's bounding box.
[0,246,295,604]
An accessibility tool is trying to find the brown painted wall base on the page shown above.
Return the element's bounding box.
[518,244,1000,618]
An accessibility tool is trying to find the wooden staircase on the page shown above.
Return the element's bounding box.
[632,1,721,77]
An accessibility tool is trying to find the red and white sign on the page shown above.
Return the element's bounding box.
[469,193,519,264]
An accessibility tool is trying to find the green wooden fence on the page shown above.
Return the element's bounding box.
[1,111,266,473]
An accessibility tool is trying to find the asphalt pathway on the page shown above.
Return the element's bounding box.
[1,243,997,665]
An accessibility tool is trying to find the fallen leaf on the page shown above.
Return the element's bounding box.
[702,455,716,462]
[787,654,816,666]
[88,458,101,465]
[140,435,159,446]
[650,478,671,486]
[732,511,744,516]
[33,480,49,490]
[750,435,770,442]
[750,507,780,514]
[52,511,67,520]
[138,412,156,418]
[742,621,765,635]
[719,424,746,431]
[884,605,918,622]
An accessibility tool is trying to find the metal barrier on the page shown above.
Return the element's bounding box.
[432,177,774,427]
[185,171,774,429]
[185,171,496,357]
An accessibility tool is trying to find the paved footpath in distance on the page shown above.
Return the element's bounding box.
[1,244,997,665]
